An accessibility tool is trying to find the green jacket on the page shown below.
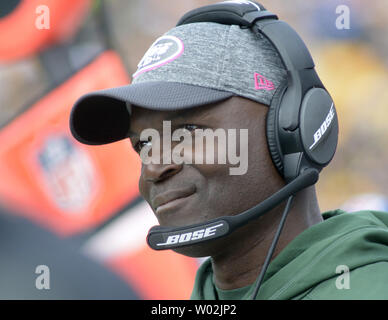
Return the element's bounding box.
[191,210,388,300]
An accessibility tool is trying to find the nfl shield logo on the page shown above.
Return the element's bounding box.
[37,135,95,213]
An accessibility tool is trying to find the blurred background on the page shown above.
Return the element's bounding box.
[0,0,387,299]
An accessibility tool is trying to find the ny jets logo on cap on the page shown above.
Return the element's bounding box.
[222,0,262,11]
[133,35,184,78]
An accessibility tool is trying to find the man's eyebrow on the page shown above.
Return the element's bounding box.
[128,108,203,137]
[168,108,199,120]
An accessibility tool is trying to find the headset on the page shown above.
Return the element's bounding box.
[146,1,339,299]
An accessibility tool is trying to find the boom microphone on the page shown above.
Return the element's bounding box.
[147,168,319,250]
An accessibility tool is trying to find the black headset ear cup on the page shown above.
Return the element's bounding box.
[266,82,288,176]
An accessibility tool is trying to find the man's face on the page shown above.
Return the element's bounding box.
[129,96,285,256]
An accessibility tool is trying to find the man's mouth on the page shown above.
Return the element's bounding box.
[152,186,196,214]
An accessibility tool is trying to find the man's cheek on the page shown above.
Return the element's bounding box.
[192,162,230,179]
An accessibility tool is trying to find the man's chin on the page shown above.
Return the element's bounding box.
[155,212,201,228]
[172,244,213,258]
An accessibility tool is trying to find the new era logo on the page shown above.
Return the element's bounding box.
[254,73,275,91]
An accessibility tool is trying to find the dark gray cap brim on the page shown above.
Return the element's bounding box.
[70,81,234,145]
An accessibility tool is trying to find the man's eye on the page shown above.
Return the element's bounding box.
[182,124,200,132]
[133,125,200,152]
[134,140,151,153]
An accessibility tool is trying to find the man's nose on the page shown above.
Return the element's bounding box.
[141,162,183,183]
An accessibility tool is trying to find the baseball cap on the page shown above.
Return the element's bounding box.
[70,21,287,145]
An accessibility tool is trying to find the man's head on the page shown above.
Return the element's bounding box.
[69,1,337,258]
